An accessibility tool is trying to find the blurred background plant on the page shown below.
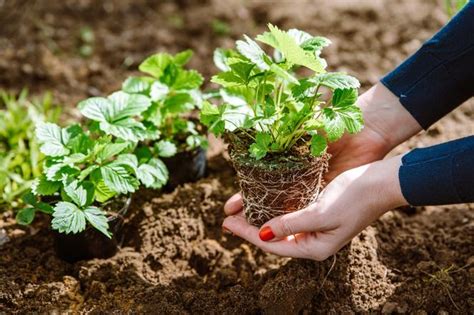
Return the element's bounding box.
[0,90,61,209]
[444,0,468,16]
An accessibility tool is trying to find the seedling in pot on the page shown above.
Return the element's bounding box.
[201,24,363,226]
[18,91,169,239]
[121,50,208,189]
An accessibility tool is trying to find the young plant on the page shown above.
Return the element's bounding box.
[18,91,168,237]
[121,50,207,157]
[0,90,61,209]
[201,24,363,225]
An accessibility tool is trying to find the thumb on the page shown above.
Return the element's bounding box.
[258,206,322,241]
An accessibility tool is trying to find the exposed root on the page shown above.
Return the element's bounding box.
[232,152,330,226]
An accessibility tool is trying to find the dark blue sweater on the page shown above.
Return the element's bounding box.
[381,1,474,206]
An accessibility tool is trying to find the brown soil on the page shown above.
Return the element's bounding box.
[1,0,473,313]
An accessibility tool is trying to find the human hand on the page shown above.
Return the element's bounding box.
[223,155,408,260]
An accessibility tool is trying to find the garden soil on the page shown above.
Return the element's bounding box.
[1,0,473,313]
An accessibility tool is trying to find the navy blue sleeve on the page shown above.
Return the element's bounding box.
[381,1,474,129]
[399,136,474,206]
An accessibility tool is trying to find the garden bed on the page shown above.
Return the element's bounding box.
[0,0,473,313]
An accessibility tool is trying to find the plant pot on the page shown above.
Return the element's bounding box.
[54,197,131,263]
[228,140,330,227]
[162,147,207,191]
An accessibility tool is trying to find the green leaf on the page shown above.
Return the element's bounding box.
[300,36,331,54]
[163,93,193,114]
[173,70,203,90]
[36,122,70,157]
[64,180,87,207]
[139,53,174,78]
[256,24,326,72]
[16,207,36,225]
[322,108,345,142]
[22,191,37,205]
[173,50,194,66]
[316,73,360,90]
[51,201,86,234]
[101,164,138,194]
[97,142,130,162]
[270,64,299,84]
[249,132,272,160]
[137,158,169,189]
[114,153,139,172]
[236,35,270,70]
[336,105,364,134]
[99,119,148,142]
[31,176,61,196]
[78,97,110,122]
[155,140,177,158]
[122,76,151,93]
[36,202,54,214]
[94,179,116,203]
[310,134,327,156]
[332,88,358,107]
[200,102,225,135]
[150,82,169,101]
[108,91,151,120]
[213,48,231,71]
[211,71,246,88]
[84,207,111,238]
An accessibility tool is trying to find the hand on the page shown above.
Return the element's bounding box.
[223,155,408,260]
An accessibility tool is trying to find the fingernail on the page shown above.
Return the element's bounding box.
[259,226,275,241]
[222,226,232,235]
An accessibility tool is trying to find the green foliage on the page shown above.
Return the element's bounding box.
[201,24,363,160]
[122,50,208,154]
[444,0,468,16]
[0,90,61,209]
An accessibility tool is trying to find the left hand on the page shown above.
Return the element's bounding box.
[222,155,408,260]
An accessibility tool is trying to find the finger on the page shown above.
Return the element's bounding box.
[222,215,333,260]
[224,193,243,215]
[259,205,325,240]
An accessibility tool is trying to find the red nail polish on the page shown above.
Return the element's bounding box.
[259,226,275,241]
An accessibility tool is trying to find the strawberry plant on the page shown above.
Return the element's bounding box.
[18,91,168,238]
[121,50,207,157]
[0,90,61,209]
[201,25,363,225]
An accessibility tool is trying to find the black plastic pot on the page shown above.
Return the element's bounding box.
[54,197,131,263]
[162,147,207,191]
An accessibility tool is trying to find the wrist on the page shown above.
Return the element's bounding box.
[358,82,422,151]
[369,155,408,215]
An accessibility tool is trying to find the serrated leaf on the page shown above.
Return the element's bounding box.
[137,158,169,189]
[122,76,151,93]
[332,88,358,107]
[78,97,110,122]
[256,24,326,72]
[211,72,246,88]
[310,134,327,156]
[108,91,151,120]
[173,49,193,66]
[51,201,86,234]
[16,207,36,225]
[94,179,116,203]
[84,207,111,238]
[64,180,87,207]
[236,35,270,70]
[315,73,360,90]
[270,64,299,84]
[99,119,147,142]
[173,70,203,90]
[36,122,70,157]
[114,153,139,172]
[322,108,345,142]
[31,176,61,195]
[249,132,272,160]
[139,53,174,78]
[97,142,130,162]
[101,164,138,194]
[155,140,177,158]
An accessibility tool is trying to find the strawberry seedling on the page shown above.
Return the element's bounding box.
[201,24,363,225]
[19,91,168,239]
[121,50,208,188]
